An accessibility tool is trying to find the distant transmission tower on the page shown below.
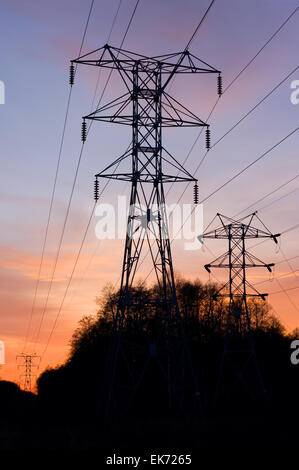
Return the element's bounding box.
[16,353,40,392]
[202,212,280,405]
[72,45,221,419]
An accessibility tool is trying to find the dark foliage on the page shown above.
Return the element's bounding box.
[0,380,37,422]
[1,278,298,449]
[36,278,296,420]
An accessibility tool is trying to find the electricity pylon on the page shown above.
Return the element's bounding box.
[201,212,280,405]
[16,353,40,392]
[72,45,221,419]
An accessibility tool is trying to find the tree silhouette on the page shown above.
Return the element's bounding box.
[36,277,291,420]
[0,277,298,449]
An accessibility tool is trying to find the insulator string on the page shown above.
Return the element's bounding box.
[193,182,199,204]
[69,64,75,86]
[217,73,222,96]
[206,127,211,150]
[94,177,99,201]
[81,120,87,142]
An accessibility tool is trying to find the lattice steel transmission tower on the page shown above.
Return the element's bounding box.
[202,212,280,405]
[16,353,40,392]
[72,45,221,418]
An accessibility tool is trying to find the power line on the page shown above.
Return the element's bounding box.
[276,255,299,266]
[240,233,299,319]
[176,64,299,201]
[268,277,299,321]
[44,0,217,319]
[137,62,299,275]
[257,186,299,213]
[235,219,299,254]
[79,0,95,53]
[201,178,299,327]
[38,0,141,360]
[40,202,96,359]
[88,0,140,123]
[142,127,298,283]
[201,208,299,330]
[175,128,298,248]
[235,173,299,216]
[202,212,276,400]
[73,45,219,420]
[245,240,299,326]
[253,246,299,308]
[207,192,299,284]
[196,128,298,205]
[89,0,123,113]
[106,2,221,288]
[253,268,299,287]
[144,7,299,287]
[281,223,299,235]
[31,144,86,352]
[210,66,298,151]
[168,6,299,182]
[202,217,299,330]
[227,182,299,297]
[40,2,299,353]
[41,141,131,358]
[30,1,127,353]
[185,0,216,49]
[223,6,298,94]
[269,284,299,295]
[276,249,299,281]
[22,0,96,353]
[250,222,299,250]
[165,0,219,187]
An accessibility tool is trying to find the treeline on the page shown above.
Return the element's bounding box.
[36,278,298,422]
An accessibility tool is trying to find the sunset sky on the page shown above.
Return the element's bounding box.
[0,0,298,386]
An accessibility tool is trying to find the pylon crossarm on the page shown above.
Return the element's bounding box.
[203,213,280,241]
[209,261,273,270]
[95,147,132,178]
[84,95,209,128]
[107,46,136,88]
[244,279,268,300]
[84,92,131,119]
[204,251,231,272]
[245,251,275,271]
[203,225,278,240]
[162,92,208,127]
[161,146,197,181]
[73,45,220,76]
[96,148,197,183]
